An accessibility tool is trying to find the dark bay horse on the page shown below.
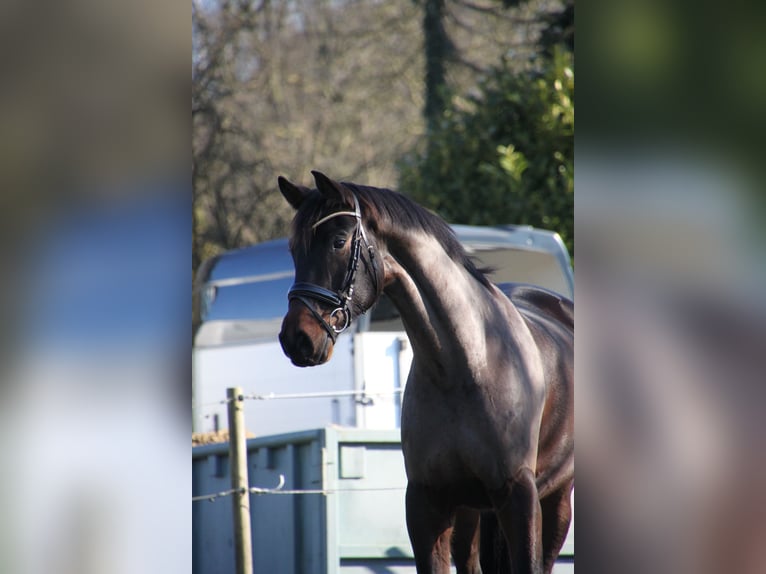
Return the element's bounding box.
[278,171,573,574]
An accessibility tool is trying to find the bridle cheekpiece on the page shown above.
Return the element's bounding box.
[287,192,378,342]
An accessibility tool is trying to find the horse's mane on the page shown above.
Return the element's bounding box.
[292,181,492,290]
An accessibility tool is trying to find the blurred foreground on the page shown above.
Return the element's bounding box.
[577,0,766,571]
[0,1,189,573]
[0,190,190,574]
[576,151,766,574]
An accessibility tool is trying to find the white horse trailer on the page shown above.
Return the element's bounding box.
[193,224,573,435]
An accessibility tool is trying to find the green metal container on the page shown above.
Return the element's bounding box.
[193,427,573,573]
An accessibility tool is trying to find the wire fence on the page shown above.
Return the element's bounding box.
[194,387,404,410]
[192,473,405,503]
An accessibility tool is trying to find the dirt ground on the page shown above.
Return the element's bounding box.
[192,429,256,447]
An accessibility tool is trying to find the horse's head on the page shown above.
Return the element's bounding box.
[278,171,384,366]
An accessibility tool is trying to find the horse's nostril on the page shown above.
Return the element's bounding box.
[279,326,317,365]
[295,330,314,357]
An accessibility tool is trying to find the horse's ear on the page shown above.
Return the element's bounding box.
[311,170,352,204]
[278,176,310,210]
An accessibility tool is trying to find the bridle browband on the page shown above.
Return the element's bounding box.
[287,193,379,342]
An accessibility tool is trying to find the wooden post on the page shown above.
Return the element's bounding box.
[227,387,253,574]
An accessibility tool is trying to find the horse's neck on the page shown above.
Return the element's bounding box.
[382,233,505,382]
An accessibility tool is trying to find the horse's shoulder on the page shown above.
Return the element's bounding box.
[497,283,574,332]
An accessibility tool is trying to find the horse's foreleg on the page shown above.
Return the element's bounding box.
[452,507,482,574]
[406,483,453,574]
[491,467,544,574]
[541,479,574,574]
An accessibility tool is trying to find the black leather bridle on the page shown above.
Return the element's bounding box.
[287,193,379,342]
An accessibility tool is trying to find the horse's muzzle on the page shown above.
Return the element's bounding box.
[279,303,334,366]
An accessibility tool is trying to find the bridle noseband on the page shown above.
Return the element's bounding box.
[287,193,379,342]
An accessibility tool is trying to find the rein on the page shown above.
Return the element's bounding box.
[287,193,379,342]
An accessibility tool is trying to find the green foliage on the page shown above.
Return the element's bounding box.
[398,46,574,257]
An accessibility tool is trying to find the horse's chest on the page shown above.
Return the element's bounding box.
[401,388,501,485]
[400,373,542,488]
[401,410,467,480]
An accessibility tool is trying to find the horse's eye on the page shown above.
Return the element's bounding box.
[333,236,347,249]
